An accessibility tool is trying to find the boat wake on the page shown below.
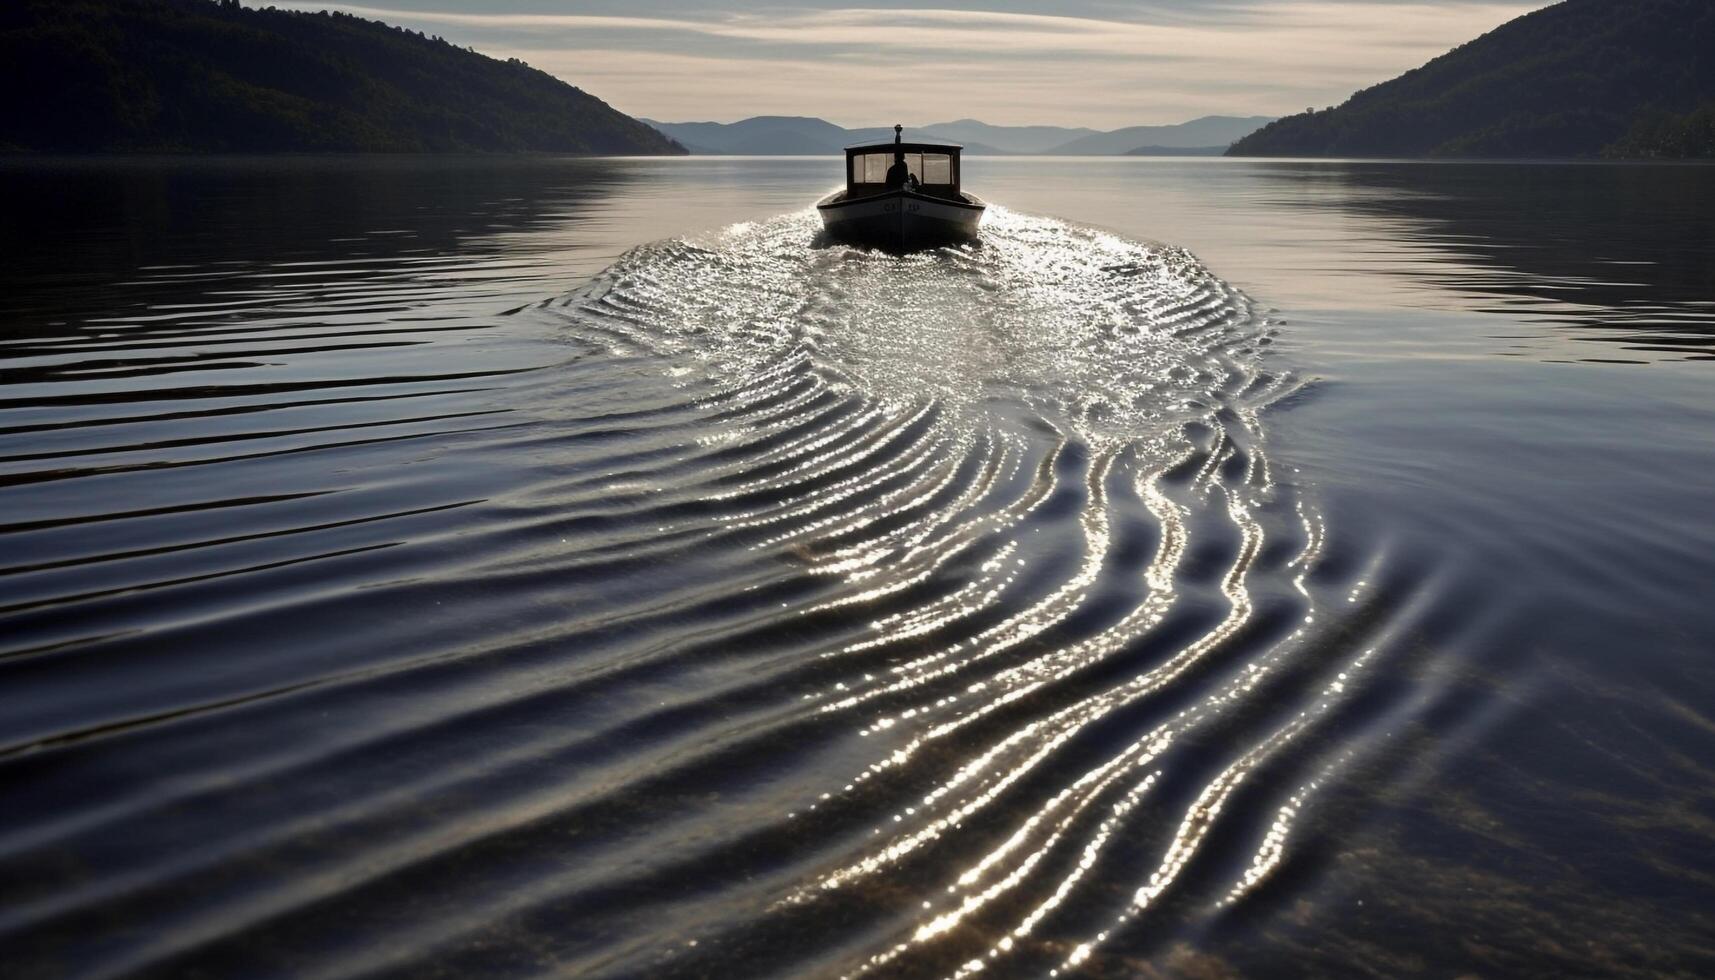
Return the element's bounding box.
[495,209,1443,975]
[0,208,1466,977]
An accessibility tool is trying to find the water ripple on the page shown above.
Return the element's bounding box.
[0,208,1452,979]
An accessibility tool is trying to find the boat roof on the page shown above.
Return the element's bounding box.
[843,139,963,153]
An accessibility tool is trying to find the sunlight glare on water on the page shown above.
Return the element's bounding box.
[514,204,1415,977]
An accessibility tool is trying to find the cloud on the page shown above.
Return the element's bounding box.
[269,1,1549,127]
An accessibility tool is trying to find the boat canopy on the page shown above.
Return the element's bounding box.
[844,125,963,199]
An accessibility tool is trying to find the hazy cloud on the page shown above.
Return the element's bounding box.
[271,1,1548,127]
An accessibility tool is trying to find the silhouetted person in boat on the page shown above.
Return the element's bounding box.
[885,154,909,189]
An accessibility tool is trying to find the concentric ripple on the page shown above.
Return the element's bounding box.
[0,208,1451,978]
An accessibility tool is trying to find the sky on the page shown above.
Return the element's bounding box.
[271,1,1553,129]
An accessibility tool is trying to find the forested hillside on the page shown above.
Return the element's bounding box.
[1605,101,1715,159]
[1228,0,1715,158]
[0,0,684,154]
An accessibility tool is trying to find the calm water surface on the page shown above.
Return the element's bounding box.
[2,156,1713,978]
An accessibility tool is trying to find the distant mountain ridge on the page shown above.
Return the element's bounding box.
[1228,0,1715,158]
[912,119,1100,154]
[1045,117,1276,155]
[636,117,1013,156]
[0,0,683,154]
[638,116,853,156]
[642,115,1275,156]
[1123,146,1230,157]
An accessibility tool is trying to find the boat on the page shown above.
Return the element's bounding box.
[817,125,985,252]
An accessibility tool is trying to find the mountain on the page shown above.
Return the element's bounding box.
[843,127,1011,157]
[1123,146,1230,157]
[1045,117,1277,155]
[0,0,683,154]
[637,116,850,155]
[641,117,1009,156]
[642,115,1274,156]
[913,119,1098,154]
[1228,0,1715,159]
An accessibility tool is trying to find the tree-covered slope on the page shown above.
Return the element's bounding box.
[1229,0,1715,158]
[1605,100,1715,159]
[0,0,684,154]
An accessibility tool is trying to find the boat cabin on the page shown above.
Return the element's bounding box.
[817,123,984,251]
[844,127,963,201]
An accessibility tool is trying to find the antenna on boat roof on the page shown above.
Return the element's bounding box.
[894,124,902,143]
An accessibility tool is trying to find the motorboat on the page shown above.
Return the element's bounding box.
[816,125,985,251]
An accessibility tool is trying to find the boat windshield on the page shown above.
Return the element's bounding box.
[856,153,888,184]
[852,151,954,185]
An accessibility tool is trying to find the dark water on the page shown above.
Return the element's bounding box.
[2,156,1713,978]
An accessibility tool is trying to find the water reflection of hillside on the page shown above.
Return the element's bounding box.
[1259,162,1715,362]
[0,156,640,342]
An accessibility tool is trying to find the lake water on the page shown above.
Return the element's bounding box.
[2,155,1713,978]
